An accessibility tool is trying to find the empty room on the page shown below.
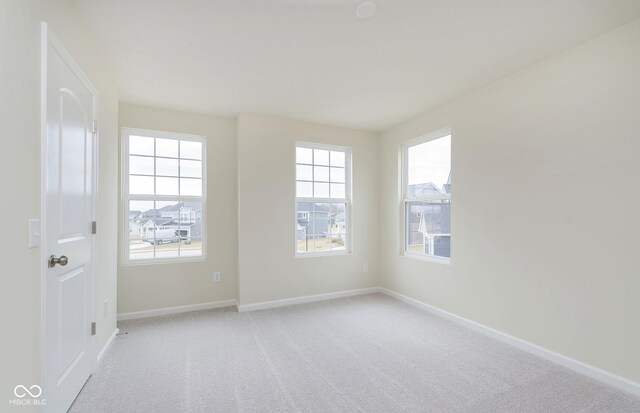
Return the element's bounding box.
[2,0,640,412]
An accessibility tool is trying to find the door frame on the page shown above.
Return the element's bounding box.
[40,21,99,409]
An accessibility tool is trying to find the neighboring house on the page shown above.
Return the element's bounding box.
[330,211,346,237]
[129,210,142,239]
[180,201,202,221]
[156,202,182,220]
[408,172,451,197]
[296,202,331,241]
[296,202,346,243]
[407,182,451,257]
[443,171,451,194]
[140,208,162,222]
[141,218,174,241]
[141,218,199,242]
[130,201,203,243]
[408,182,442,198]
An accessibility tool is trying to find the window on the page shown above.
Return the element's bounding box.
[402,129,451,261]
[295,143,350,255]
[122,128,206,263]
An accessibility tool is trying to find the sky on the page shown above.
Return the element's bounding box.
[407,135,451,190]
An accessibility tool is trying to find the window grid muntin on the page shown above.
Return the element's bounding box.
[296,201,348,254]
[123,128,206,264]
[128,199,204,261]
[127,137,203,197]
[404,199,451,259]
[296,146,348,200]
[295,143,351,255]
[402,129,451,260]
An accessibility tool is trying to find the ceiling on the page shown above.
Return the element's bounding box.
[72,0,640,132]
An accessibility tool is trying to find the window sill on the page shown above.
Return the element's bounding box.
[122,256,206,267]
[296,250,351,258]
[401,252,450,265]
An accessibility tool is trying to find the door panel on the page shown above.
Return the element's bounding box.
[43,24,96,413]
[59,268,86,378]
[59,91,88,238]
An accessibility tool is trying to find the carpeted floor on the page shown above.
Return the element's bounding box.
[69,294,640,412]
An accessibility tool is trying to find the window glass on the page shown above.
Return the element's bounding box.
[129,135,154,156]
[180,160,202,178]
[124,130,205,263]
[314,149,330,166]
[180,140,202,160]
[295,143,350,255]
[129,156,154,175]
[407,135,451,197]
[180,178,202,196]
[129,176,154,195]
[296,181,313,198]
[330,151,345,167]
[156,138,179,158]
[296,147,313,164]
[156,158,179,176]
[296,202,347,253]
[405,200,451,258]
[404,132,451,260]
[314,182,330,198]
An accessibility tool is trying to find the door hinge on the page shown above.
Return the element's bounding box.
[91,119,98,134]
[92,221,97,235]
[91,322,96,336]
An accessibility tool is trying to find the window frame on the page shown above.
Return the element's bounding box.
[121,127,207,265]
[295,141,352,257]
[401,128,451,264]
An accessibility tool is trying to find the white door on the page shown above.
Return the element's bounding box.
[42,23,96,413]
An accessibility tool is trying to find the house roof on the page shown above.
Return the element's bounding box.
[182,201,202,210]
[141,209,161,219]
[140,202,201,217]
[296,202,330,213]
[408,182,443,197]
[416,203,451,234]
[144,218,175,227]
[144,218,195,228]
[157,202,183,212]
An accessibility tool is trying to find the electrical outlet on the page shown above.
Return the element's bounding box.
[103,299,109,318]
[213,272,221,282]
[363,263,369,273]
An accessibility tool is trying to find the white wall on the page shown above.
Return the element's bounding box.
[117,103,238,314]
[379,19,640,383]
[0,0,118,409]
[237,114,379,305]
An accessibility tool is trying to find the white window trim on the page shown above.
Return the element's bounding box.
[401,127,451,263]
[121,127,207,265]
[295,141,352,257]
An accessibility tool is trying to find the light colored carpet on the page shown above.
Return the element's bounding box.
[70,294,640,412]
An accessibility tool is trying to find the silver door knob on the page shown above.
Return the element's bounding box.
[49,255,69,268]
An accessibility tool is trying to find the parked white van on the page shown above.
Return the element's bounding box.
[147,229,180,245]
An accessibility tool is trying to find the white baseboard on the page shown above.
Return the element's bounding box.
[379,287,640,397]
[117,299,238,321]
[96,328,119,366]
[237,287,380,313]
